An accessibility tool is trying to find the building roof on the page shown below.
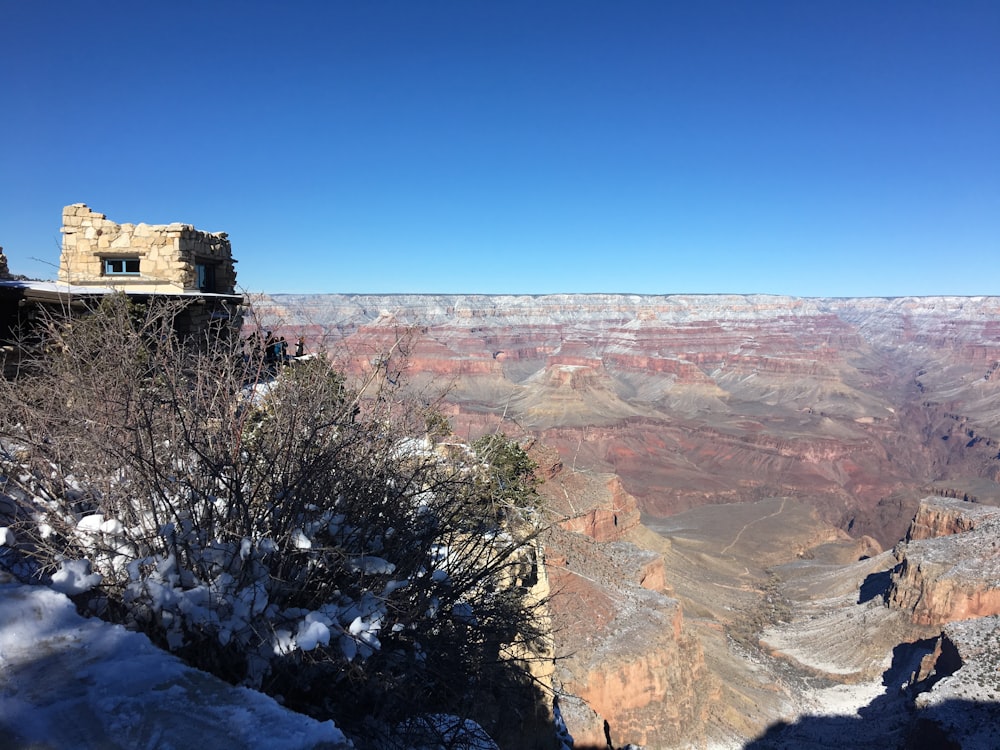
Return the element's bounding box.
[0,279,243,306]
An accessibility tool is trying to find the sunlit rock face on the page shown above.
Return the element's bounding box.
[904,496,989,541]
[543,522,713,750]
[888,497,1000,626]
[557,475,641,542]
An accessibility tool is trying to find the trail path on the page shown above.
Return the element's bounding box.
[720,498,788,556]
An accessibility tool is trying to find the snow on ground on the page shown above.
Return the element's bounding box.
[0,575,350,750]
[797,678,888,719]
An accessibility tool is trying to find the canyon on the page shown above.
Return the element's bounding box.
[253,293,1000,748]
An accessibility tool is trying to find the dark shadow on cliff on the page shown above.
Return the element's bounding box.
[740,697,1000,749]
[857,569,892,603]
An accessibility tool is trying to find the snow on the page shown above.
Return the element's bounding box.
[76,513,105,533]
[49,558,103,595]
[0,575,511,749]
[291,527,313,549]
[349,555,396,575]
[0,577,350,749]
[296,616,332,652]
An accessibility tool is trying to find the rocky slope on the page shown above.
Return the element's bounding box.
[743,496,1000,749]
[909,616,1000,749]
[536,448,713,748]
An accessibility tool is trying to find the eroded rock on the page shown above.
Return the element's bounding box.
[888,497,1000,625]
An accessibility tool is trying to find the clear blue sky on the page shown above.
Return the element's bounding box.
[2,1,997,296]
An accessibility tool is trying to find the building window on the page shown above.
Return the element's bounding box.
[104,258,140,275]
[196,262,216,292]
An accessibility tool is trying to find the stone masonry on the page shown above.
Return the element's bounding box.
[59,204,237,294]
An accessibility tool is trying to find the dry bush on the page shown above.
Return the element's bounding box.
[0,294,552,747]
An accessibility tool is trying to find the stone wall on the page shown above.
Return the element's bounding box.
[59,204,237,294]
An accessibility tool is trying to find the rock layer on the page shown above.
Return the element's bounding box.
[257,293,1000,547]
[545,524,714,749]
[888,497,1000,625]
[556,476,641,543]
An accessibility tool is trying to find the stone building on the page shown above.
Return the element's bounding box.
[59,204,238,294]
[1,205,243,376]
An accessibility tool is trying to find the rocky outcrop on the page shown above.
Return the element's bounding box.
[635,551,668,592]
[536,450,706,746]
[568,615,710,748]
[907,616,1000,749]
[904,496,985,540]
[888,497,1000,625]
[557,476,642,543]
[545,525,713,749]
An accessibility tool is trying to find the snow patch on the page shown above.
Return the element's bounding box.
[0,581,348,749]
[50,558,103,595]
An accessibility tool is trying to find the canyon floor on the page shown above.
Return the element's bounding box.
[543,480,934,748]
[648,499,930,749]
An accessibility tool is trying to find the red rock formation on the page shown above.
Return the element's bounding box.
[888,497,1000,625]
[557,477,641,543]
[905,499,982,541]
[891,562,1000,626]
[545,525,713,749]
[538,455,704,745]
[635,554,667,592]
[570,621,710,748]
[602,352,712,382]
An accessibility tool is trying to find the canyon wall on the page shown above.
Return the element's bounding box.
[257,293,1000,544]
[544,523,714,749]
[536,450,710,747]
[888,497,1000,626]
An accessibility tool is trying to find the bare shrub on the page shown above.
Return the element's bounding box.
[0,294,551,745]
